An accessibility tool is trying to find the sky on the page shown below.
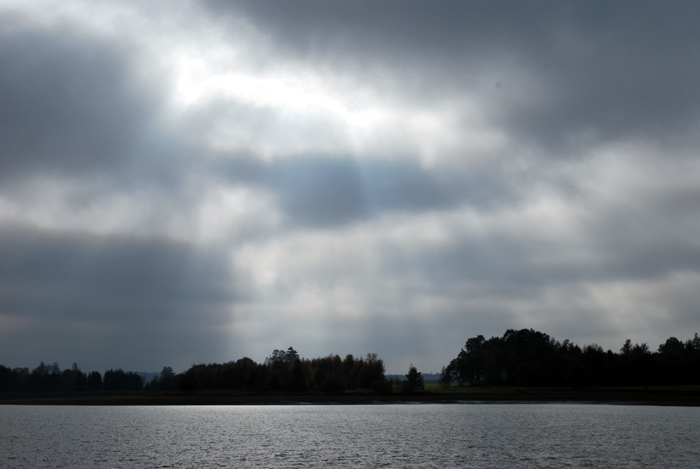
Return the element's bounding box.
[2,1,700,375]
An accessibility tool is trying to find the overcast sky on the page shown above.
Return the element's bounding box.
[2,1,700,374]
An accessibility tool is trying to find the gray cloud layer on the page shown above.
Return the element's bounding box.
[0,27,155,181]
[1,1,699,373]
[0,225,234,371]
[219,0,700,148]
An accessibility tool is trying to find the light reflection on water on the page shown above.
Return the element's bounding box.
[1,404,698,468]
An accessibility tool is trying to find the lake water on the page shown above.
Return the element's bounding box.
[1,403,698,468]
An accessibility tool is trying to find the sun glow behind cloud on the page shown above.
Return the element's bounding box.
[152,10,509,166]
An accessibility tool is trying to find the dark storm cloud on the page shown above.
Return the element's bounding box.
[0,226,235,371]
[0,23,158,182]
[207,1,700,151]
[509,8,700,152]
[207,0,557,63]
[214,156,512,228]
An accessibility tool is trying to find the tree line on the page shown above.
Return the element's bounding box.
[5,330,698,395]
[0,362,144,393]
[177,347,394,394]
[0,347,402,395]
[443,329,700,388]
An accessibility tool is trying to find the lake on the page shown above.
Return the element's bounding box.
[1,403,698,468]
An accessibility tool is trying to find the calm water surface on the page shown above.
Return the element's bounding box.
[1,404,698,468]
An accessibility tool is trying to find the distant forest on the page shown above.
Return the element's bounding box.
[0,348,394,395]
[444,329,700,388]
[2,330,699,395]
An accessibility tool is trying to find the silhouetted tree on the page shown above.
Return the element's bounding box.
[447,329,700,388]
[28,362,61,391]
[319,376,347,394]
[357,353,385,388]
[565,363,594,387]
[403,364,424,392]
[342,354,356,389]
[0,365,16,392]
[658,337,683,355]
[178,369,197,393]
[620,339,633,356]
[159,366,176,391]
[266,347,299,364]
[255,364,269,393]
[439,366,451,389]
[370,378,394,394]
[103,369,143,390]
[289,359,310,392]
[449,335,486,386]
[286,347,300,362]
[692,333,700,350]
[87,371,103,390]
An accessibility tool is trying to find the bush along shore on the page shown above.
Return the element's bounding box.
[3,330,700,406]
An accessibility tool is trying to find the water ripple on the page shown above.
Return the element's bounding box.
[1,404,699,468]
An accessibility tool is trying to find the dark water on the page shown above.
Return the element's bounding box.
[1,404,698,468]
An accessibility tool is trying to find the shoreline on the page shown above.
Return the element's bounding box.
[2,389,700,406]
